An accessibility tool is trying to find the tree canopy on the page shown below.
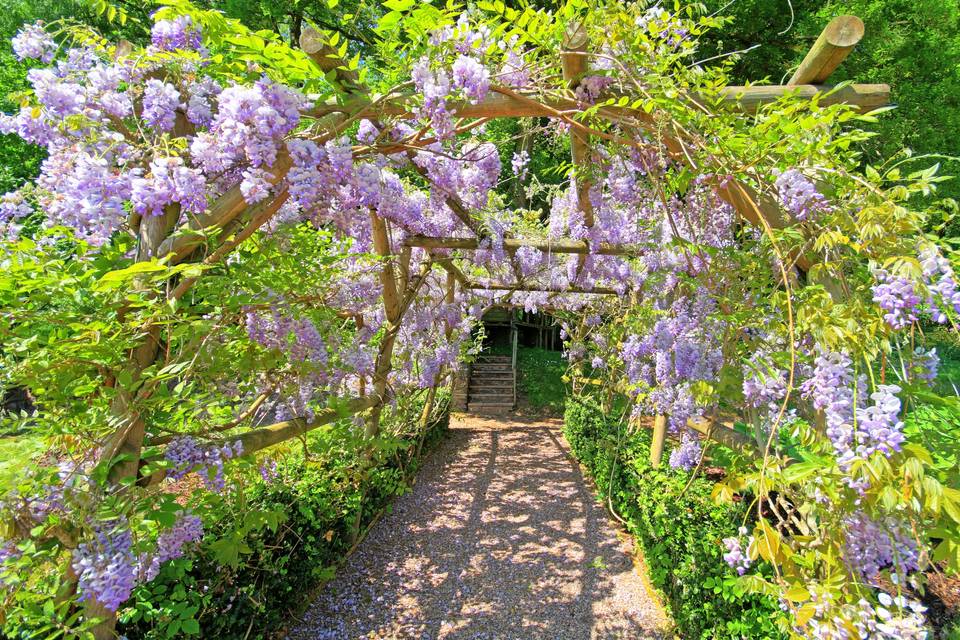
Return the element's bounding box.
[0,1,958,638]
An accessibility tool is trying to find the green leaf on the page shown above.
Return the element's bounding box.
[383,0,415,11]
[97,261,167,287]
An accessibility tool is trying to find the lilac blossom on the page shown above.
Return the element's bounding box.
[13,23,56,63]
[151,15,202,52]
[722,527,753,576]
[774,168,828,220]
[843,511,920,580]
[72,522,137,612]
[872,270,920,330]
[165,436,243,492]
[668,432,701,471]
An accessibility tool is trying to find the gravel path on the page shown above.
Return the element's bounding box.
[287,413,671,640]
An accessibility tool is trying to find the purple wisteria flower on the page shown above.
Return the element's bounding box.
[412,57,454,140]
[131,156,207,216]
[722,527,753,576]
[801,350,907,470]
[12,22,56,63]
[151,15,203,52]
[165,436,243,492]
[511,150,530,180]
[742,357,787,410]
[668,432,701,471]
[499,48,529,88]
[72,522,137,612]
[911,347,939,386]
[451,55,490,103]
[920,245,960,322]
[142,79,182,132]
[872,271,920,330]
[806,593,928,640]
[774,168,828,220]
[356,119,379,144]
[575,75,615,103]
[843,511,920,579]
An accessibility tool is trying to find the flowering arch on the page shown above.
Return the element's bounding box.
[0,2,957,638]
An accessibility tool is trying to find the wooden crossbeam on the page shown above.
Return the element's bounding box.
[789,15,865,85]
[432,256,470,288]
[404,235,643,256]
[468,282,618,295]
[561,23,595,229]
[309,83,889,121]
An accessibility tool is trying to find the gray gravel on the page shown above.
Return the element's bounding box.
[286,413,671,640]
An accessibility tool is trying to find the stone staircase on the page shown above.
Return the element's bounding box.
[467,354,515,414]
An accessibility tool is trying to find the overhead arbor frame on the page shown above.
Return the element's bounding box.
[127,14,887,472]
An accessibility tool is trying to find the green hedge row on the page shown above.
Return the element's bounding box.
[563,397,785,639]
[117,393,450,640]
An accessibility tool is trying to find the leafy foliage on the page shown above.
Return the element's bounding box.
[120,394,449,639]
[517,347,567,414]
[563,396,785,639]
[700,0,960,227]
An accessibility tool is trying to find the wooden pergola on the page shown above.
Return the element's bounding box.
[165,14,883,462]
[383,16,883,300]
[307,14,879,458]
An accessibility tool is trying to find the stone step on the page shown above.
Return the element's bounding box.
[472,364,514,373]
[467,390,513,403]
[468,383,513,395]
[470,381,514,390]
[468,402,514,414]
[476,355,511,363]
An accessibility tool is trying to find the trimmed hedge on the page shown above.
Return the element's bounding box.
[563,397,785,639]
[118,393,450,639]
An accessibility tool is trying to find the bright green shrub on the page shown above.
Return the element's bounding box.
[563,397,785,640]
[516,347,567,414]
[117,394,450,640]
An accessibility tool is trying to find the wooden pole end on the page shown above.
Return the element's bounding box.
[824,15,865,48]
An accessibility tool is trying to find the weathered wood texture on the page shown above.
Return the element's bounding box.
[467,282,618,295]
[561,22,595,229]
[789,15,866,85]
[405,235,644,256]
[309,82,889,120]
[230,396,381,456]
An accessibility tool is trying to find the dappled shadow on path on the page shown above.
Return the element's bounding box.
[286,414,669,640]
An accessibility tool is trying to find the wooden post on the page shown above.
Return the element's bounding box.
[366,210,402,438]
[562,22,594,279]
[398,244,411,292]
[650,414,668,467]
[788,16,865,85]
